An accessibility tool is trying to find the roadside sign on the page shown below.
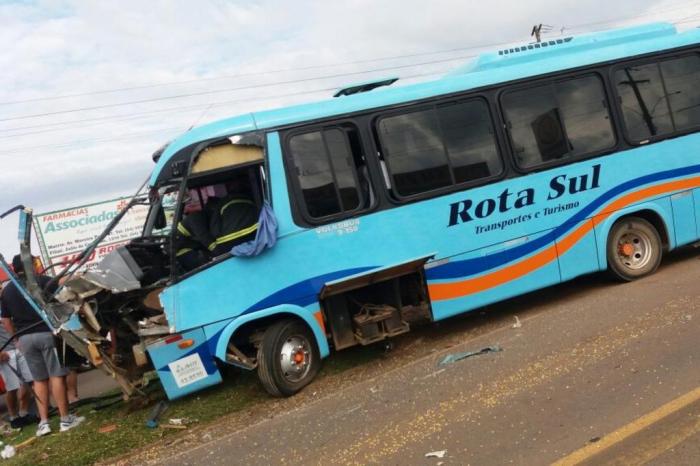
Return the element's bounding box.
[33,197,148,273]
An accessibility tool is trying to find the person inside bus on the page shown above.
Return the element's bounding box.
[174,192,216,271]
[174,176,259,271]
[208,176,259,256]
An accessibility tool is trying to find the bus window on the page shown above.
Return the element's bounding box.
[613,55,700,140]
[439,100,502,184]
[660,55,700,132]
[288,126,367,220]
[377,98,502,197]
[377,108,453,196]
[503,74,614,169]
[615,63,674,141]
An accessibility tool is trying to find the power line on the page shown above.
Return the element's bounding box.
[0,53,475,123]
[0,69,445,140]
[0,69,446,153]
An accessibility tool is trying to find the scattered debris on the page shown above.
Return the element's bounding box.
[168,418,184,426]
[369,386,378,394]
[425,450,447,458]
[145,400,169,429]
[0,423,17,436]
[420,368,446,380]
[98,424,118,434]
[589,436,601,443]
[201,433,213,442]
[0,445,15,459]
[512,316,522,328]
[15,437,36,450]
[161,424,187,430]
[439,345,502,367]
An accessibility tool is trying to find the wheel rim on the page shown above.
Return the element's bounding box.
[615,227,653,270]
[279,335,312,383]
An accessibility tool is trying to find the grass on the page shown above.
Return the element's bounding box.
[3,345,381,465]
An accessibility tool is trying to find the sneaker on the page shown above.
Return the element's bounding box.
[9,418,23,429]
[36,422,51,437]
[59,414,85,433]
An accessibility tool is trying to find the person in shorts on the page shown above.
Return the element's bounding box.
[0,283,37,429]
[0,255,84,437]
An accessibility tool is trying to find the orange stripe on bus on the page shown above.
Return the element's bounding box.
[313,310,326,334]
[428,177,700,302]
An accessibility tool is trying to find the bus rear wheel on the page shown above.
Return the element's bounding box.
[607,217,662,281]
[257,318,320,397]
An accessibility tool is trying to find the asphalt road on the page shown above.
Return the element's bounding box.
[152,246,700,466]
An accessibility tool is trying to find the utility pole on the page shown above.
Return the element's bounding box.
[619,68,656,136]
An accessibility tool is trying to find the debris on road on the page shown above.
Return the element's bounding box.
[438,345,502,367]
[15,437,36,451]
[0,445,15,459]
[512,316,522,328]
[425,449,447,458]
[98,424,118,434]
[161,424,187,430]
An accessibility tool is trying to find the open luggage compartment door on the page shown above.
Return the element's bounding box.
[320,254,435,350]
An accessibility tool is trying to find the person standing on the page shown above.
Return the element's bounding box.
[0,255,84,436]
[0,283,37,429]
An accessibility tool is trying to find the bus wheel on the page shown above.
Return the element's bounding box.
[257,319,320,397]
[607,217,662,281]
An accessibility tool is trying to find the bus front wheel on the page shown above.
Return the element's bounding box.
[606,217,662,281]
[257,318,321,397]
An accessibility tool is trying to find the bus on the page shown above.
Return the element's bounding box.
[3,22,700,400]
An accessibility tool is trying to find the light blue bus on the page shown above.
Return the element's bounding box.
[4,22,700,400]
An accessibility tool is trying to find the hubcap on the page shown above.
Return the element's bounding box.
[279,335,312,383]
[615,228,652,270]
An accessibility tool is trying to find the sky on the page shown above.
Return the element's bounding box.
[1,0,699,259]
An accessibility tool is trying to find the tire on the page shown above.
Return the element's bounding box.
[606,217,662,282]
[257,319,321,397]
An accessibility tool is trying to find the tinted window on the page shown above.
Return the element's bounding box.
[377,99,502,197]
[615,63,674,140]
[503,75,615,169]
[288,127,366,220]
[439,100,503,183]
[377,109,452,196]
[661,55,700,132]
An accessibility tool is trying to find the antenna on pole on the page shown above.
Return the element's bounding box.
[531,24,543,42]
[531,24,553,43]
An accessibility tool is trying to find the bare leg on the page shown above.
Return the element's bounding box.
[66,370,78,403]
[18,384,29,415]
[49,376,68,418]
[4,390,18,418]
[33,380,50,422]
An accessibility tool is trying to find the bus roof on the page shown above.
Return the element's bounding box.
[150,22,700,186]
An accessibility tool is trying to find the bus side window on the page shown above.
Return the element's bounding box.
[503,75,615,169]
[288,125,370,221]
[615,54,700,141]
[375,98,503,198]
